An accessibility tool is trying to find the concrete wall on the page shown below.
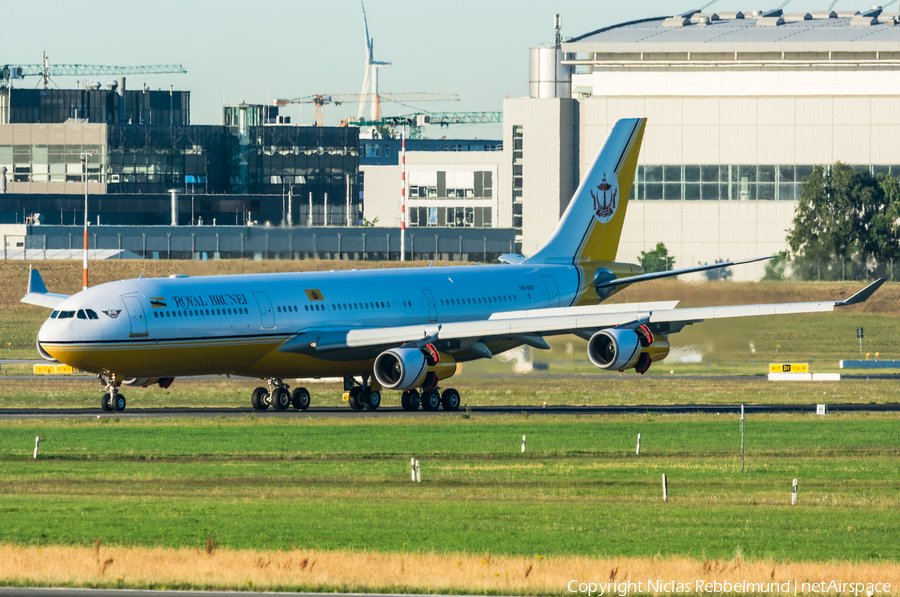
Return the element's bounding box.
[360,165,400,226]
[619,201,796,281]
[577,96,900,171]
[503,97,580,256]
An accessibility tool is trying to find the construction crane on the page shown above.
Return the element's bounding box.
[349,111,502,138]
[272,92,460,127]
[1,53,187,88]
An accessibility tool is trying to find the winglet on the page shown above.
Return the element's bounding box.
[836,278,886,307]
[27,267,49,295]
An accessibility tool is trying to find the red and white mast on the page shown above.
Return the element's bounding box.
[400,130,406,261]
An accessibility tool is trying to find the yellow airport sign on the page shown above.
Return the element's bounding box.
[33,364,84,375]
[769,363,809,373]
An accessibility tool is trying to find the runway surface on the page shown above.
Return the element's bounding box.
[1,402,899,420]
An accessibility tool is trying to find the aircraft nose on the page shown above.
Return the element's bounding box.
[36,319,59,362]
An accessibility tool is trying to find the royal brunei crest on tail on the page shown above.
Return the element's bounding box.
[591,173,618,224]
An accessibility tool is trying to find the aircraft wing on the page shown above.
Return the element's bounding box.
[279,278,885,356]
[21,269,69,309]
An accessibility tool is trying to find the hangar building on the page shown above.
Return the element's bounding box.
[504,7,900,279]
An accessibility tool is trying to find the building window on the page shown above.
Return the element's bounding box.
[634,164,823,201]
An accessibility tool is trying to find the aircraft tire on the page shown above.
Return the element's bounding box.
[251,387,269,411]
[421,389,441,411]
[347,387,365,410]
[401,389,421,411]
[272,387,291,410]
[364,390,381,411]
[291,387,311,410]
[114,394,126,412]
[440,388,461,411]
[101,395,114,412]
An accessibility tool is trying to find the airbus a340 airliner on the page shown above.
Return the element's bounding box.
[22,118,884,412]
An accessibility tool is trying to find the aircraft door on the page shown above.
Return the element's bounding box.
[541,276,560,308]
[422,289,438,322]
[121,295,148,338]
[253,291,275,329]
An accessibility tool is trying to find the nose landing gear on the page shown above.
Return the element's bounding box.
[99,373,126,412]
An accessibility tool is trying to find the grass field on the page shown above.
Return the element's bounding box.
[0,414,898,592]
[1,260,899,593]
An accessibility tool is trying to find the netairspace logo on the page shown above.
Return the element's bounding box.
[567,579,892,596]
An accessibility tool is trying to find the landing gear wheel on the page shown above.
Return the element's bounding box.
[113,394,126,412]
[251,387,270,411]
[364,390,381,411]
[101,395,114,412]
[271,387,291,410]
[291,387,311,410]
[348,387,365,411]
[401,389,421,411]
[441,388,461,411]
[422,389,441,411]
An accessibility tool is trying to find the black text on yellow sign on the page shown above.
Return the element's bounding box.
[769,363,809,373]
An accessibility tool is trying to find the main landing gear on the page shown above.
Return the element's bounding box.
[251,379,311,412]
[399,371,460,412]
[400,387,460,412]
[99,373,126,412]
[344,376,381,411]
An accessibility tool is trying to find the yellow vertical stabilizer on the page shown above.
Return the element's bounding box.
[527,118,646,265]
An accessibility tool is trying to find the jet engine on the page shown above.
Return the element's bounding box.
[588,328,643,371]
[587,326,669,374]
[373,347,430,390]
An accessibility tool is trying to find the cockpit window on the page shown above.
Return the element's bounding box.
[77,310,87,319]
[85,309,99,320]
[58,311,75,319]
[50,310,59,319]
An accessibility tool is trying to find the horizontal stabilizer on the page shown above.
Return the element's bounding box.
[21,268,69,309]
[498,253,526,265]
[595,255,775,291]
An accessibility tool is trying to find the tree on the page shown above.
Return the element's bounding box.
[787,163,899,281]
[639,242,675,273]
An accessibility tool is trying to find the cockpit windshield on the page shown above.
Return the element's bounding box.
[51,309,99,320]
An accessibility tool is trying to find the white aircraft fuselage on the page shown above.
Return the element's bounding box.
[38,263,577,379]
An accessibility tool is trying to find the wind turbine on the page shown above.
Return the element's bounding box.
[358,1,392,122]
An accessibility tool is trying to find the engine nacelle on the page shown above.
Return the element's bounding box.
[122,377,175,389]
[373,347,429,391]
[587,328,643,371]
[588,327,671,374]
[122,377,156,387]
